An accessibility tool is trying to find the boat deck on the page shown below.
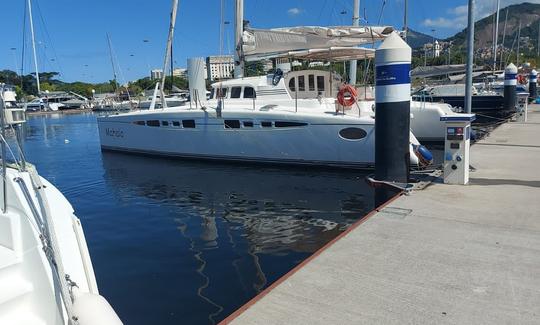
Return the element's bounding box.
[223,104,540,324]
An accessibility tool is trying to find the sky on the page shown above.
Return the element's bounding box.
[1,0,537,83]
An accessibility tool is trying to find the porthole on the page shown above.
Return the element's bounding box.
[339,127,367,140]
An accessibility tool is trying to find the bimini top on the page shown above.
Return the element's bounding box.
[243,25,393,61]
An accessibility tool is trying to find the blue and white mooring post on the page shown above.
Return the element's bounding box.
[529,69,537,100]
[374,32,411,205]
[504,63,517,111]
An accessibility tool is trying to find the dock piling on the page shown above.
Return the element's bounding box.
[374,32,412,204]
[504,63,517,111]
[529,69,537,100]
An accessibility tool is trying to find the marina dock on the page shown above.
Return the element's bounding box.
[224,105,540,324]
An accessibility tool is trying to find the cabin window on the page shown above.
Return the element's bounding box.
[261,121,272,127]
[244,87,256,98]
[172,121,181,127]
[224,120,241,129]
[182,120,196,128]
[317,76,325,91]
[231,87,242,98]
[289,77,296,92]
[146,120,160,127]
[339,127,367,140]
[134,121,145,125]
[308,75,315,91]
[298,76,305,91]
[162,121,169,126]
[275,121,308,128]
[217,88,227,98]
[209,89,215,99]
[243,121,254,127]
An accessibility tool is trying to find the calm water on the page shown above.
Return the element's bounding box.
[21,113,375,324]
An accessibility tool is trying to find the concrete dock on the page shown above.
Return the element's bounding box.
[224,105,540,324]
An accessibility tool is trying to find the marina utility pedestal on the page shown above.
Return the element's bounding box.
[440,114,475,185]
[516,92,529,123]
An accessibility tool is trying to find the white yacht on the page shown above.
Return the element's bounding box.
[137,93,187,110]
[0,87,122,324]
[98,1,436,168]
[98,67,428,168]
[0,84,19,108]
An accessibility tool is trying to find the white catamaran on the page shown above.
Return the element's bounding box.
[97,0,441,168]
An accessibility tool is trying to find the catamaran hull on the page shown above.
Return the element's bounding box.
[97,110,421,169]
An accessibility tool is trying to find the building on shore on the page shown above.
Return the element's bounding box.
[206,55,234,81]
[150,69,163,80]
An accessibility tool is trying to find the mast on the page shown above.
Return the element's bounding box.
[500,8,509,70]
[516,20,521,68]
[28,0,40,94]
[160,0,179,108]
[348,0,360,85]
[493,0,500,72]
[403,0,408,43]
[234,0,244,78]
[170,45,174,92]
[106,33,118,93]
[220,0,225,55]
[465,0,475,114]
[537,20,540,57]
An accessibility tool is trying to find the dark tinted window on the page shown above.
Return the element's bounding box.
[275,121,308,128]
[224,120,241,129]
[298,76,305,91]
[172,121,180,127]
[134,121,145,125]
[146,120,160,127]
[339,127,367,140]
[261,121,272,127]
[308,75,315,91]
[182,120,196,128]
[243,121,254,127]
[162,121,169,126]
[289,78,296,92]
[317,76,325,91]
[244,87,256,98]
[217,88,227,98]
[231,87,241,98]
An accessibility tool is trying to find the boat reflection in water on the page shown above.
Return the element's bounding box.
[101,152,374,324]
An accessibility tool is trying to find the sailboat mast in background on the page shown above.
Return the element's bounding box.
[27,0,40,94]
[493,0,500,72]
[106,33,118,93]
[234,0,244,78]
[159,0,179,108]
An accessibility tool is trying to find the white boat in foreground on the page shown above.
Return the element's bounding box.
[0,87,122,324]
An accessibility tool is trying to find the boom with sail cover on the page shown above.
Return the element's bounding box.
[242,26,394,62]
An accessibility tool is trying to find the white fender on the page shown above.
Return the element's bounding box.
[72,289,123,325]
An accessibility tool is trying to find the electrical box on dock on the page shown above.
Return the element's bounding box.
[440,114,475,185]
[516,92,529,123]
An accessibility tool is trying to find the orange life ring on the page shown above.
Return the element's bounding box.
[337,85,358,107]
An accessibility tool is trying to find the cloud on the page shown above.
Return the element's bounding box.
[287,7,303,16]
[422,0,540,30]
